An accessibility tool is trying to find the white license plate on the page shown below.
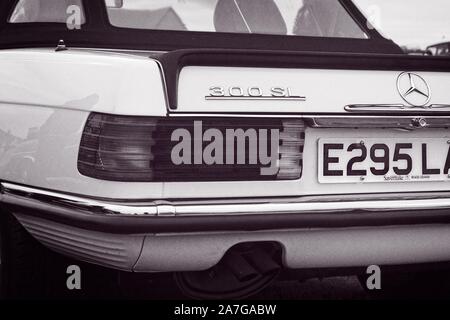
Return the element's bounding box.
[318,138,450,184]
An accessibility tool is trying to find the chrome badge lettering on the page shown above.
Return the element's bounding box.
[206,86,306,101]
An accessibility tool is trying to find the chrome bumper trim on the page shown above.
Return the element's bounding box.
[3,182,450,217]
[0,182,159,216]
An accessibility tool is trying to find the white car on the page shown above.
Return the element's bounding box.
[1,0,450,299]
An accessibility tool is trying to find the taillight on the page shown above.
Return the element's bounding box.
[278,120,305,179]
[78,113,305,182]
[78,113,157,182]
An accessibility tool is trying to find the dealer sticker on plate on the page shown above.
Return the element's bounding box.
[318,138,450,184]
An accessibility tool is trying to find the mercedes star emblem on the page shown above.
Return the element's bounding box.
[396,72,431,107]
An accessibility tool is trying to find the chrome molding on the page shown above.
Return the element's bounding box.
[3,182,450,217]
[169,113,308,118]
[0,182,158,216]
[309,115,450,129]
[345,104,450,113]
[168,112,450,130]
[153,58,171,113]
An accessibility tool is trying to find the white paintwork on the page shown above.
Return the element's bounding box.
[2,47,450,272]
[136,225,450,272]
[177,66,450,113]
[1,49,450,198]
[0,48,167,116]
[0,48,166,198]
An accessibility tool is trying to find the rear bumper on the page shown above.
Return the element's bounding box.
[2,181,450,272]
[2,182,450,234]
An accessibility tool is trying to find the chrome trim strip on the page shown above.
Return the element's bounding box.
[169,113,308,118]
[168,113,450,129]
[309,116,450,129]
[0,183,158,216]
[345,104,450,113]
[153,58,171,113]
[3,182,450,217]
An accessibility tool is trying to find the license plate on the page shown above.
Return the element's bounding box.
[318,138,450,184]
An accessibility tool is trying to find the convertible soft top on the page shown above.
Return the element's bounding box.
[0,0,402,54]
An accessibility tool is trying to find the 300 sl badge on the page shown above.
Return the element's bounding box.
[206,86,306,101]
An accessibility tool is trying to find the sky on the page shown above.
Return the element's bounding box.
[354,0,450,49]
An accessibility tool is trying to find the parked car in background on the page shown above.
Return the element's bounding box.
[427,42,450,56]
[1,0,450,299]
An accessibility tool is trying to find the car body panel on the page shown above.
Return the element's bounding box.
[3,106,450,198]
[0,49,166,198]
[0,0,449,276]
[177,66,450,114]
[0,49,167,115]
[2,49,450,198]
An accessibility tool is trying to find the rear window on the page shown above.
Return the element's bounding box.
[9,0,85,24]
[105,0,368,39]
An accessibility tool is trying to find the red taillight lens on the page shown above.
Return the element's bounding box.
[78,113,305,182]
